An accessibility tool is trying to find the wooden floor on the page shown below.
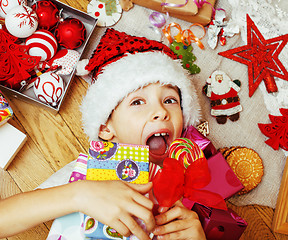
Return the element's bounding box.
[0,0,288,239]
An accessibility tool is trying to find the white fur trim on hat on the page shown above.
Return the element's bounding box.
[80,51,201,141]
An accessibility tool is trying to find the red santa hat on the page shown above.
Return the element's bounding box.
[80,28,201,141]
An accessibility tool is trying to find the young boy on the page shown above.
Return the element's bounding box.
[0,29,206,240]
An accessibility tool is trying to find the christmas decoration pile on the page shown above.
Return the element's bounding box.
[0,0,85,108]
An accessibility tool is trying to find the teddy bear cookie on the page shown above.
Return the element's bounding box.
[219,146,264,195]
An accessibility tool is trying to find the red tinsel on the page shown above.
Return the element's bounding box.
[219,14,288,97]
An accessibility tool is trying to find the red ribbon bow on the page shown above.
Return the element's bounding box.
[152,157,227,210]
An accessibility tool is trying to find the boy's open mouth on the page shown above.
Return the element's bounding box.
[146,132,169,156]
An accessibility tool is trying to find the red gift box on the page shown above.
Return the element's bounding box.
[182,126,243,199]
[191,202,247,240]
[201,152,244,199]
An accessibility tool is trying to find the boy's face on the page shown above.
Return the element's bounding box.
[100,83,184,167]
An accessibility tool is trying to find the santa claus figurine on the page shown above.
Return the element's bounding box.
[203,70,242,124]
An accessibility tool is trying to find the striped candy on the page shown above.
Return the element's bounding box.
[26,30,58,61]
[168,138,204,169]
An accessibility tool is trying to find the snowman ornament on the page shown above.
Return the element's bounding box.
[203,70,242,124]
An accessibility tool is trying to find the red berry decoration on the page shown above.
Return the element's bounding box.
[32,0,60,30]
[54,18,86,50]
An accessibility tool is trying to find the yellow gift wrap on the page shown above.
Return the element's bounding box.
[86,141,149,184]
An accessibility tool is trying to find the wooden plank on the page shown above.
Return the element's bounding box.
[5,224,49,240]
[227,202,277,240]
[61,0,88,12]
[0,165,50,240]
[3,118,54,191]
[272,158,288,234]
[59,76,90,152]
[7,136,55,191]
[7,96,84,172]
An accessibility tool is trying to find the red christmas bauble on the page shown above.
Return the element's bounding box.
[54,18,86,50]
[32,0,60,30]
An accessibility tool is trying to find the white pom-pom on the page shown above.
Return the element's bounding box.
[76,59,91,76]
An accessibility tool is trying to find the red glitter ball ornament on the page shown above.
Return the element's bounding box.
[32,0,60,30]
[54,18,86,50]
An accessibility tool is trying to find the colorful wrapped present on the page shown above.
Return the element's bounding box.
[84,141,150,239]
[131,0,216,26]
[48,142,151,240]
[0,90,13,127]
[86,141,149,184]
[191,202,247,240]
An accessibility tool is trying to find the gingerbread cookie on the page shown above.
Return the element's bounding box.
[224,147,264,195]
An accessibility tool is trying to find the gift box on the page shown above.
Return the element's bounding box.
[131,0,216,26]
[0,0,97,114]
[48,146,152,240]
[86,141,150,184]
[84,141,150,239]
[182,126,243,199]
[191,202,247,240]
[200,152,244,199]
[0,90,13,127]
[0,123,27,170]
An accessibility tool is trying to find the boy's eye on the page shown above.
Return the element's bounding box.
[164,98,178,104]
[131,99,145,105]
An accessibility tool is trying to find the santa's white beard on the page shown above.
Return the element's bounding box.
[211,79,231,95]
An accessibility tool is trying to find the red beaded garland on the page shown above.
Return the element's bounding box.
[32,0,60,30]
[54,18,86,50]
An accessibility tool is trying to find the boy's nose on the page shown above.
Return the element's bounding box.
[152,104,169,121]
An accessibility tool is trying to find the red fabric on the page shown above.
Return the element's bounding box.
[152,157,227,210]
[219,14,288,97]
[86,28,178,81]
[152,158,185,208]
[210,88,240,111]
[258,108,288,151]
[209,88,237,101]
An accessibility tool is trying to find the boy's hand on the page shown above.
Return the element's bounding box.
[76,180,155,240]
[152,200,206,240]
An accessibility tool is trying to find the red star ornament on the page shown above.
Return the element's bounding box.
[219,14,288,97]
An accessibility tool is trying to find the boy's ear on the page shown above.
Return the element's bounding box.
[98,124,114,141]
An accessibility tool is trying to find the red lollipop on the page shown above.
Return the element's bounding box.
[32,0,60,30]
[54,18,86,49]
